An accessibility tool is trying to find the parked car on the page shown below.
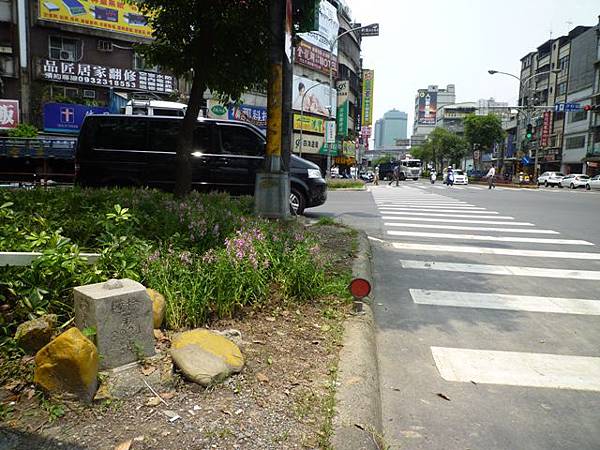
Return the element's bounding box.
[537,171,565,187]
[75,115,327,215]
[452,169,468,185]
[360,171,374,182]
[559,174,590,189]
[585,174,600,191]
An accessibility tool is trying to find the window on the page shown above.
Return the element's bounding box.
[220,126,263,156]
[94,118,147,150]
[557,82,567,95]
[149,120,180,152]
[569,110,587,123]
[133,53,159,72]
[193,125,212,153]
[49,36,81,62]
[565,136,585,149]
[152,108,185,117]
[50,85,79,100]
[559,56,569,72]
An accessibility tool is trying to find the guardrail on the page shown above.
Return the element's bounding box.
[0,252,100,267]
[0,137,77,160]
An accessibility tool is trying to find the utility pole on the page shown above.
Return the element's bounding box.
[255,0,292,219]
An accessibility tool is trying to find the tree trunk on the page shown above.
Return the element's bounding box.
[174,67,205,198]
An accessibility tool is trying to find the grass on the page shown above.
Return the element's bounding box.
[326,179,366,190]
[316,216,337,226]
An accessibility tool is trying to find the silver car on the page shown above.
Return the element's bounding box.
[537,171,565,187]
[559,174,590,189]
[585,175,600,191]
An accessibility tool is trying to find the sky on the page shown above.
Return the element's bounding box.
[349,0,600,135]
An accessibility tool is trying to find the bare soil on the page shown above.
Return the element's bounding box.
[0,224,357,450]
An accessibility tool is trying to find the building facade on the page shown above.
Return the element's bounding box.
[410,84,455,147]
[374,109,407,148]
[0,1,177,135]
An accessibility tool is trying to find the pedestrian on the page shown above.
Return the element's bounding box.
[374,165,380,186]
[430,170,436,184]
[446,167,454,187]
[389,164,400,186]
[486,165,496,189]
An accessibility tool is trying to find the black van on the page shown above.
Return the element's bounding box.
[74,115,327,215]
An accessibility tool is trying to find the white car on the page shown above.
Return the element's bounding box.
[537,171,565,187]
[585,175,600,191]
[559,174,590,189]
[452,170,468,185]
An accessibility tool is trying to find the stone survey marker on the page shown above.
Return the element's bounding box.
[74,279,155,369]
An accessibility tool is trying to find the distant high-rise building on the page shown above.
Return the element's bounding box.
[374,109,408,149]
[410,84,456,147]
[477,98,509,115]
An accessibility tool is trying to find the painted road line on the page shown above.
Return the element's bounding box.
[376,203,479,208]
[379,207,498,214]
[431,347,600,392]
[387,230,592,246]
[399,260,600,280]
[410,289,600,315]
[379,211,515,220]
[384,222,559,234]
[381,217,534,226]
[390,242,600,260]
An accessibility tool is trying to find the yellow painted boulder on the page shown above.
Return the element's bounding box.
[147,288,166,329]
[34,327,99,403]
[171,329,245,372]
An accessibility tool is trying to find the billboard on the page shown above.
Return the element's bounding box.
[417,89,437,125]
[295,39,337,76]
[361,69,374,126]
[298,0,339,55]
[207,100,267,130]
[294,133,325,155]
[41,59,175,93]
[43,102,109,134]
[38,0,152,38]
[541,111,553,147]
[293,114,325,133]
[336,80,349,138]
[0,100,19,130]
[292,75,336,117]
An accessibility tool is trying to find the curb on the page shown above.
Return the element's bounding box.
[331,231,383,450]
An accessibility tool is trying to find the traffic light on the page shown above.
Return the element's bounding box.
[526,124,533,140]
[292,0,319,33]
[583,104,600,113]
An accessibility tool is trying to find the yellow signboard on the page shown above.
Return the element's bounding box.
[38,0,153,39]
[293,114,324,133]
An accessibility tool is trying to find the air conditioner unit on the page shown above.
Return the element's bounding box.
[83,89,96,99]
[97,40,113,52]
[60,50,75,61]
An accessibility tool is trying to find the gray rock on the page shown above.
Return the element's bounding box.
[14,314,57,354]
[170,345,231,387]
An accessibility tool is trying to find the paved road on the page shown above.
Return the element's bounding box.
[308,181,600,450]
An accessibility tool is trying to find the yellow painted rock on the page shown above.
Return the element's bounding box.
[34,327,98,403]
[171,329,244,372]
[147,288,166,329]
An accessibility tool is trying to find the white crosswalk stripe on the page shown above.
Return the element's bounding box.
[370,185,600,392]
[410,289,600,315]
[384,222,559,234]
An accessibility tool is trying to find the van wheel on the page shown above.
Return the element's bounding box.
[290,188,306,216]
[413,178,419,181]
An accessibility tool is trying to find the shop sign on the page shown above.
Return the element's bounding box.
[298,0,339,55]
[295,39,337,76]
[207,100,267,130]
[43,102,109,134]
[293,114,324,133]
[361,69,374,126]
[540,111,553,148]
[293,133,325,155]
[41,59,175,93]
[0,99,19,130]
[334,155,356,166]
[38,0,153,38]
[325,120,336,144]
[336,80,349,138]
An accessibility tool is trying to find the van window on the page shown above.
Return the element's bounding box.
[150,120,180,152]
[193,125,212,153]
[219,125,263,156]
[94,117,147,150]
[153,108,185,117]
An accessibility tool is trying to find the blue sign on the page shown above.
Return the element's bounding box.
[43,103,110,134]
[554,102,581,112]
[521,156,531,165]
[228,104,267,130]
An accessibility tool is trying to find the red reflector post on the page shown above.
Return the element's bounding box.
[349,278,371,299]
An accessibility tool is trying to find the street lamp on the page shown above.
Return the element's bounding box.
[488,68,562,179]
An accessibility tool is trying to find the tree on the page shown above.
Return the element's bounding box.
[133,0,270,197]
[463,114,505,169]
[409,144,432,165]
[373,155,395,166]
[425,127,468,169]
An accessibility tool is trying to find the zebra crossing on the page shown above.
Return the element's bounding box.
[371,185,600,392]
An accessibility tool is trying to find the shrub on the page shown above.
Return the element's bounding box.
[7,123,38,138]
[326,179,365,190]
